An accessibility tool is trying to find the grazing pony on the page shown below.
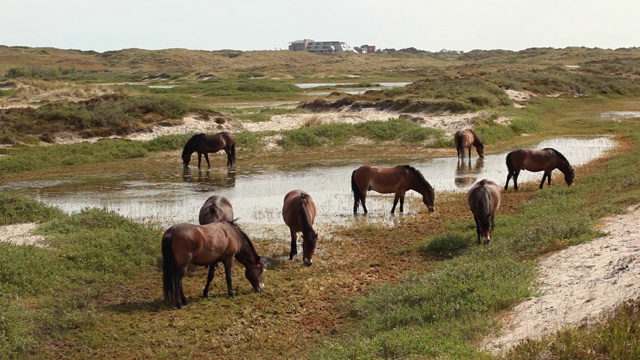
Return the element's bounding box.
[454,129,485,159]
[182,132,236,169]
[351,165,435,214]
[199,195,234,225]
[282,190,318,266]
[162,220,264,309]
[504,148,575,191]
[467,179,501,245]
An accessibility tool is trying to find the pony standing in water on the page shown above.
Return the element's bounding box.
[351,165,435,215]
[282,190,318,266]
[162,220,264,309]
[467,179,501,245]
[182,132,236,169]
[504,148,574,191]
[454,129,485,159]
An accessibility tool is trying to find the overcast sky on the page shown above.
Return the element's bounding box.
[2,0,638,53]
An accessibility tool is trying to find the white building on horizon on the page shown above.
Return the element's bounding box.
[289,39,358,53]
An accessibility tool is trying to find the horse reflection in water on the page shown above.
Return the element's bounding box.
[183,168,237,188]
[504,148,575,191]
[161,220,265,309]
[455,157,485,189]
[467,179,501,245]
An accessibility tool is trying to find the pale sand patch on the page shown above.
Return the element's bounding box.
[483,204,640,355]
[0,223,46,247]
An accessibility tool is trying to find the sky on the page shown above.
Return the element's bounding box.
[2,0,638,53]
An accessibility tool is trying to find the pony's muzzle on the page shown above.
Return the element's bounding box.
[303,257,313,266]
[254,283,264,293]
[427,206,435,212]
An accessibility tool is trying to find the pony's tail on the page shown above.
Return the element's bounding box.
[351,170,363,208]
[505,152,514,172]
[162,231,178,308]
[455,132,465,157]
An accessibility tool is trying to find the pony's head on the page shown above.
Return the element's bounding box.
[476,143,485,157]
[422,186,436,213]
[565,167,575,186]
[182,134,205,167]
[478,213,493,245]
[245,256,265,293]
[302,230,318,266]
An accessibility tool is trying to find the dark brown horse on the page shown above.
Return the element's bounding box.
[504,148,575,191]
[351,165,435,214]
[162,220,264,309]
[198,195,234,225]
[182,132,236,169]
[468,179,501,245]
[282,190,318,266]
[454,129,485,159]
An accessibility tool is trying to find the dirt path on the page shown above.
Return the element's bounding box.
[483,204,640,354]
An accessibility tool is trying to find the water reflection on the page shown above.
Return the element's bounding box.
[0,137,615,233]
[182,168,237,189]
[454,157,484,188]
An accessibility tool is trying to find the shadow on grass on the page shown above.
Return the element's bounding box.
[418,232,471,260]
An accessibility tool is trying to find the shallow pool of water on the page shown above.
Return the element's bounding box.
[0,137,614,234]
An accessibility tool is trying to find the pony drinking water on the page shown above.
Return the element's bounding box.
[454,129,485,159]
[282,190,318,266]
[182,132,236,169]
[162,220,264,309]
[351,165,435,214]
[504,148,575,191]
[467,179,501,245]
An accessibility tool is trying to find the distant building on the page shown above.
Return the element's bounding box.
[359,44,376,53]
[289,39,358,53]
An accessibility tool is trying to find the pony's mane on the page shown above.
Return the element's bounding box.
[401,165,431,188]
[470,130,484,146]
[546,148,571,166]
[182,133,206,158]
[229,220,259,257]
[298,193,315,235]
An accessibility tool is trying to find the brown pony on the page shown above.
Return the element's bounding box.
[504,148,575,191]
[198,195,234,225]
[454,129,485,159]
[351,165,435,214]
[468,179,501,245]
[282,190,318,266]
[161,220,264,309]
[182,132,236,168]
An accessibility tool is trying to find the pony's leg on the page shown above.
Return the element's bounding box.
[504,171,512,190]
[204,153,211,168]
[179,281,187,306]
[360,193,368,214]
[474,217,481,245]
[399,195,405,213]
[353,193,359,214]
[224,149,232,167]
[222,259,234,298]
[391,194,400,213]
[202,263,218,298]
[197,154,202,169]
[468,146,471,159]
[539,173,548,189]
[289,230,298,260]
[513,171,521,191]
